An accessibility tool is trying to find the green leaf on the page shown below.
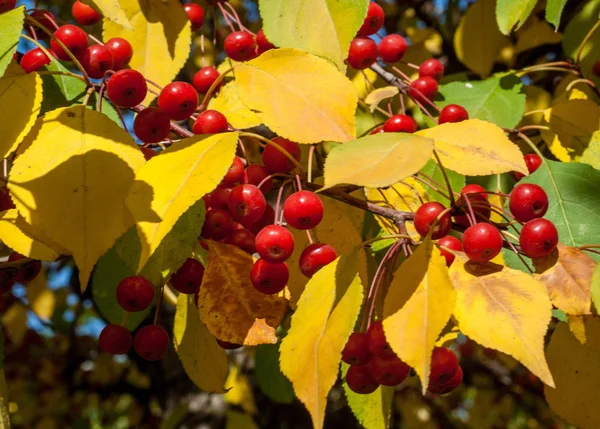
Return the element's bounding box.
[419,159,466,204]
[0,6,25,79]
[591,262,600,314]
[437,74,526,129]
[255,344,295,404]
[563,0,600,57]
[342,362,393,429]
[259,0,369,70]
[504,161,600,271]
[495,0,537,34]
[545,0,568,29]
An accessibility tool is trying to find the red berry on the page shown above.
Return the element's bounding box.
[107,69,148,108]
[192,109,228,134]
[299,243,337,278]
[419,58,444,81]
[367,320,395,357]
[206,186,232,211]
[8,253,42,284]
[158,81,198,121]
[116,276,155,312]
[368,354,410,386]
[243,164,273,193]
[408,76,438,104]
[346,365,380,394]
[509,184,549,223]
[0,0,15,13]
[201,208,233,240]
[105,37,133,70]
[133,324,169,361]
[80,44,113,79]
[519,218,558,259]
[245,204,276,235]
[342,332,372,366]
[20,48,52,74]
[414,202,451,239]
[134,107,171,143]
[0,187,15,212]
[262,137,301,174]
[226,228,256,254]
[99,324,132,355]
[347,37,378,70]
[184,3,204,31]
[383,114,417,133]
[439,104,469,124]
[462,223,503,262]
[437,235,462,267]
[256,29,275,54]
[250,259,289,294]
[140,147,158,160]
[514,153,543,180]
[51,25,88,60]
[430,347,459,386]
[71,1,101,25]
[217,339,242,350]
[370,126,384,134]
[455,184,491,226]
[357,2,384,36]
[171,258,204,294]
[378,34,407,63]
[428,365,463,394]
[228,184,267,224]
[220,156,245,186]
[255,225,294,263]
[224,31,257,62]
[192,66,220,94]
[593,60,600,77]
[28,10,56,40]
[283,191,324,230]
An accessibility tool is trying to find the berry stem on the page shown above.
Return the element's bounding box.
[241,132,306,173]
[575,19,600,64]
[413,173,451,201]
[163,285,179,306]
[581,248,600,257]
[130,105,193,138]
[153,283,165,325]
[432,150,455,206]
[222,1,254,34]
[361,234,413,246]
[120,311,130,327]
[198,67,234,109]
[499,231,534,273]
[275,179,293,225]
[307,145,315,183]
[566,78,598,92]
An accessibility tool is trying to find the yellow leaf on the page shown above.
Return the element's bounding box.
[514,17,562,54]
[383,237,456,393]
[435,325,460,347]
[87,0,133,30]
[545,320,600,429]
[2,304,27,346]
[173,294,227,393]
[0,209,60,261]
[103,0,191,104]
[26,269,54,319]
[8,106,145,289]
[126,132,238,272]
[235,49,357,143]
[0,63,42,159]
[225,365,256,414]
[520,85,551,127]
[364,86,399,112]
[280,251,363,429]
[198,242,288,345]
[322,133,434,189]
[566,315,600,351]
[449,254,554,386]
[351,68,379,100]
[532,244,593,315]
[547,99,600,137]
[454,0,510,76]
[416,119,528,176]
[207,82,261,129]
[226,410,259,429]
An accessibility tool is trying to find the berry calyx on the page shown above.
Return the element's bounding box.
[367,320,395,357]
[439,104,469,124]
[378,34,408,63]
[51,25,88,60]
[184,3,204,31]
[342,332,372,366]
[158,82,198,121]
[107,69,148,108]
[383,114,417,133]
[134,107,171,143]
[347,37,378,70]
[192,109,228,134]
[519,218,559,259]
[408,76,438,104]
[283,191,324,230]
[430,347,459,386]
[255,225,295,263]
[256,29,275,54]
[224,31,257,62]
[192,66,220,94]
[171,258,204,294]
[299,243,337,278]
[133,324,169,361]
[221,156,245,186]
[99,324,132,355]
[201,208,234,240]
[243,164,273,193]
[250,259,289,294]
[71,0,101,25]
[104,37,133,70]
[357,2,385,36]
[428,365,463,394]
[116,276,155,312]
[418,58,444,81]
[262,137,301,174]
[368,354,410,386]
[437,235,462,267]
[346,365,380,394]
[228,184,267,224]
[414,202,452,239]
[20,48,52,74]
[462,223,503,262]
[509,183,549,222]
[80,44,114,79]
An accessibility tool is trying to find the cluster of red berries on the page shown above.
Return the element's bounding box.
[342,321,462,395]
